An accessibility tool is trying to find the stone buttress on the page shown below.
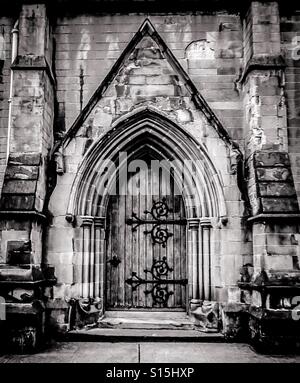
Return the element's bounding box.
[0,4,56,352]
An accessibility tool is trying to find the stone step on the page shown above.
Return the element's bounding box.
[103,310,188,319]
[98,318,194,330]
[67,328,225,343]
[99,311,194,330]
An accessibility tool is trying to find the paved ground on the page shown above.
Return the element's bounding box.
[0,342,300,363]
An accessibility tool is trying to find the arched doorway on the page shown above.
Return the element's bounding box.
[66,108,227,315]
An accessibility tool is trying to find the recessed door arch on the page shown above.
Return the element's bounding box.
[66,109,227,312]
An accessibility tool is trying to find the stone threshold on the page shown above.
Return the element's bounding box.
[67,310,224,342]
[66,328,225,343]
[98,310,194,330]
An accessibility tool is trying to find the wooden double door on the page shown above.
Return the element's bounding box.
[105,162,187,310]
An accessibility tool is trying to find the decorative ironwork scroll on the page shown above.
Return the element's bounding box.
[125,257,188,306]
[107,255,121,268]
[126,198,186,247]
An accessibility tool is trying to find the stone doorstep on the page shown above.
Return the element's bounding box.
[97,310,194,330]
[98,317,194,330]
[103,310,189,319]
[66,310,225,342]
[66,328,225,343]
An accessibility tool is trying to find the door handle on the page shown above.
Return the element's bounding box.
[107,256,121,268]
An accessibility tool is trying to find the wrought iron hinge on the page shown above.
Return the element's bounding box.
[125,257,188,306]
[126,198,186,247]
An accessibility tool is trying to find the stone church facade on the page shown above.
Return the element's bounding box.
[0,0,300,351]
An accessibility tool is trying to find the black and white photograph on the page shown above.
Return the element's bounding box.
[0,0,300,372]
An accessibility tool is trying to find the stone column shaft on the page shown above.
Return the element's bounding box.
[94,217,105,300]
[201,218,211,301]
[82,217,93,298]
[188,219,200,305]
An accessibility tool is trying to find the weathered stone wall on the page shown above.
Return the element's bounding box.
[0,4,55,265]
[45,14,248,330]
[0,17,14,192]
[281,14,300,206]
[54,13,244,145]
[0,2,300,347]
[236,3,299,294]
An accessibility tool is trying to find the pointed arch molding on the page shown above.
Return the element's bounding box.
[67,107,227,220]
[53,18,241,154]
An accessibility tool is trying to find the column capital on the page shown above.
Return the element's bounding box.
[94,217,105,227]
[200,218,212,228]
[80,216,94,226]
[188,218,200,229]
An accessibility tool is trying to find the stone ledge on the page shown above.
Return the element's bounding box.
[250,151,300,215]
[247,213,300,222]
[0,211,47,222]
[254,152,290,168]
[239,55,286,84]
[0,265,44,282]
[0,264,56,285]
[249,306,298,320]
[9,153,41,166]
[11,55,56,87]
[260,197,300,214]
[3,301,45,316]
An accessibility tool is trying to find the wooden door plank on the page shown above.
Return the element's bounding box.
[106,199,112,308]
[166,191,175,309]
[138,166,147,308]
[125,174,133,308]
[111,195,119,307]
[144,167,152,308]
[131,172,139,308]
[118,193,125,308]
[106,196,118,308]
[151,163,160,308]
[180,197,187,308]
[173,194,181,308]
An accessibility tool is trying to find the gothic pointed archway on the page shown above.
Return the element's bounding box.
[66,108,227,313]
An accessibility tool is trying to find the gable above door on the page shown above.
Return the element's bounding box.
[54,18,241,156]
